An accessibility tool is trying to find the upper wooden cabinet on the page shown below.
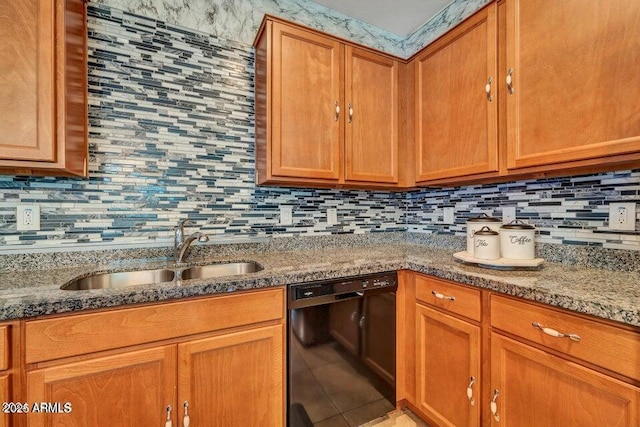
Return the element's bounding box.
[415,4,498,183]
[254,17,409,189]
[345,47,399,184]
[0,0,88,177]
[505,0,640,171]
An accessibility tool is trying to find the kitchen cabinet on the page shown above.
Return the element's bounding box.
[412,0,640,186]
[400,272,640,426]
[0,325,12,427]
[414,276,481,427]
[414,4,498,183]
[254,16,410,189]
[504,0,640,172]
[490,333,640,427]
[0,0,88,177]
[177,325,283,426]
[26,346,177,426]
[22,288,285,426]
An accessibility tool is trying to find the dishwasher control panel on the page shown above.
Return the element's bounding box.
[290,272,397,305]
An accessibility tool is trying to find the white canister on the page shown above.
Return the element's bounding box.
[499,220,536,259]
[473,226,500,260]
[466,214,501,255]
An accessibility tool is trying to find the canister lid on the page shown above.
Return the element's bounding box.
[467,213,501,223]
[501,219,535,230]
[474,226,499,235]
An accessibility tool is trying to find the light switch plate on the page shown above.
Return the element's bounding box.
[327,208,338,226]
[502,206,516,224]
[17,204,41,231]
[443,207,455,224]
[608,203,636,231]
[279,206,293,226]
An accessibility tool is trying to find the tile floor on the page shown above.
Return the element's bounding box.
[290,336,396,426]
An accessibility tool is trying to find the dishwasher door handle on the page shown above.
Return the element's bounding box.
[335,291,365,300]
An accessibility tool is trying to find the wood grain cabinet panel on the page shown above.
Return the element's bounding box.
[505,0,640,170]
[415,4,498,182]
[254,17,407,189]
[269,21,343,182]
[26,346,177,427]
[0,0,87,176]
[178,324,284,427]
[345,47,399,184]
[416,303,480,427]
[490,333,640,427]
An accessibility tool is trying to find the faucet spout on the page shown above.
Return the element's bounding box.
[174,220,209,263]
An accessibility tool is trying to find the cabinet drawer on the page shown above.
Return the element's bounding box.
[25,288,284,364]
[415,275,481,322]
[491,294,640,381]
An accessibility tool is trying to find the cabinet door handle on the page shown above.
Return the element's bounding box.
[490,389,500,422]
[485,77,493,102]
[466,376,476,406]
[506,68,514,94]
[165,405,173,427]
[348,103,353,123]
[431,290,455,301]
[334,101,340,121]
[183,401,191,427]
[532,322,581,342]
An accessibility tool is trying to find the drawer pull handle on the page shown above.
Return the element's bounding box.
[466,376,476,406]
[490,389,500,422]
[165,405,173,427]
[432,290,455,301]
[532,322,581,342]
[183,401,190,427]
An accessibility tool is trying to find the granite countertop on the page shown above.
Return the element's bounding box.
[0,244,638,327]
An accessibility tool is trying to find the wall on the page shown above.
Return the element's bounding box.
[1,2,639,254]
[406,170,640,251]
[0,5,404,252]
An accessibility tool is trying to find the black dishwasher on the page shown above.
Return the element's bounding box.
[288,272,397,426]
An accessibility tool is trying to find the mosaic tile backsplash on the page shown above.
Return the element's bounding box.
[1,4,640,254]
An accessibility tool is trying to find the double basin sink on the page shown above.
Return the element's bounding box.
[62,261,263,291]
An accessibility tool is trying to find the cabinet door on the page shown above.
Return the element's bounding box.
[178,324,284,427]
[0,375,9,427]
[416,304,480,427]
[26,346,176,427]
[505,0,640,169]
[0,0,56,162]
[345,47,399,183]
[490,333,640,427]
[271,23,342,181]
[415,4,498,182]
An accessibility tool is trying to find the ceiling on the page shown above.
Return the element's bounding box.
[311,0,454,37]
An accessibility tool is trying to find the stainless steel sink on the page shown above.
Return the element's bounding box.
[61,261,263,290]
[178,261,263,280]
[62,269,176,290]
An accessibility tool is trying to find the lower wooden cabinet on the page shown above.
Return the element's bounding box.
[20,289,285,427]
[490,333,640,427]
[402,272,640,427]
[0,375,10,427]
[26,346,176,426]
[415,303,480,427]
[178,324,283,427]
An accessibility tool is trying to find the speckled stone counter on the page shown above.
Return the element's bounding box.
[0,244,638,327]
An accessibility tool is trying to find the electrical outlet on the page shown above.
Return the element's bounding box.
[17,204,41,231]
[502,206,517,224]
[327,208,338,226]
[443,207,455,224]
[608,203,636,231]
[279,205,293,226]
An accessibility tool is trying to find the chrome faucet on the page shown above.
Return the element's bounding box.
[174,219,209,264]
